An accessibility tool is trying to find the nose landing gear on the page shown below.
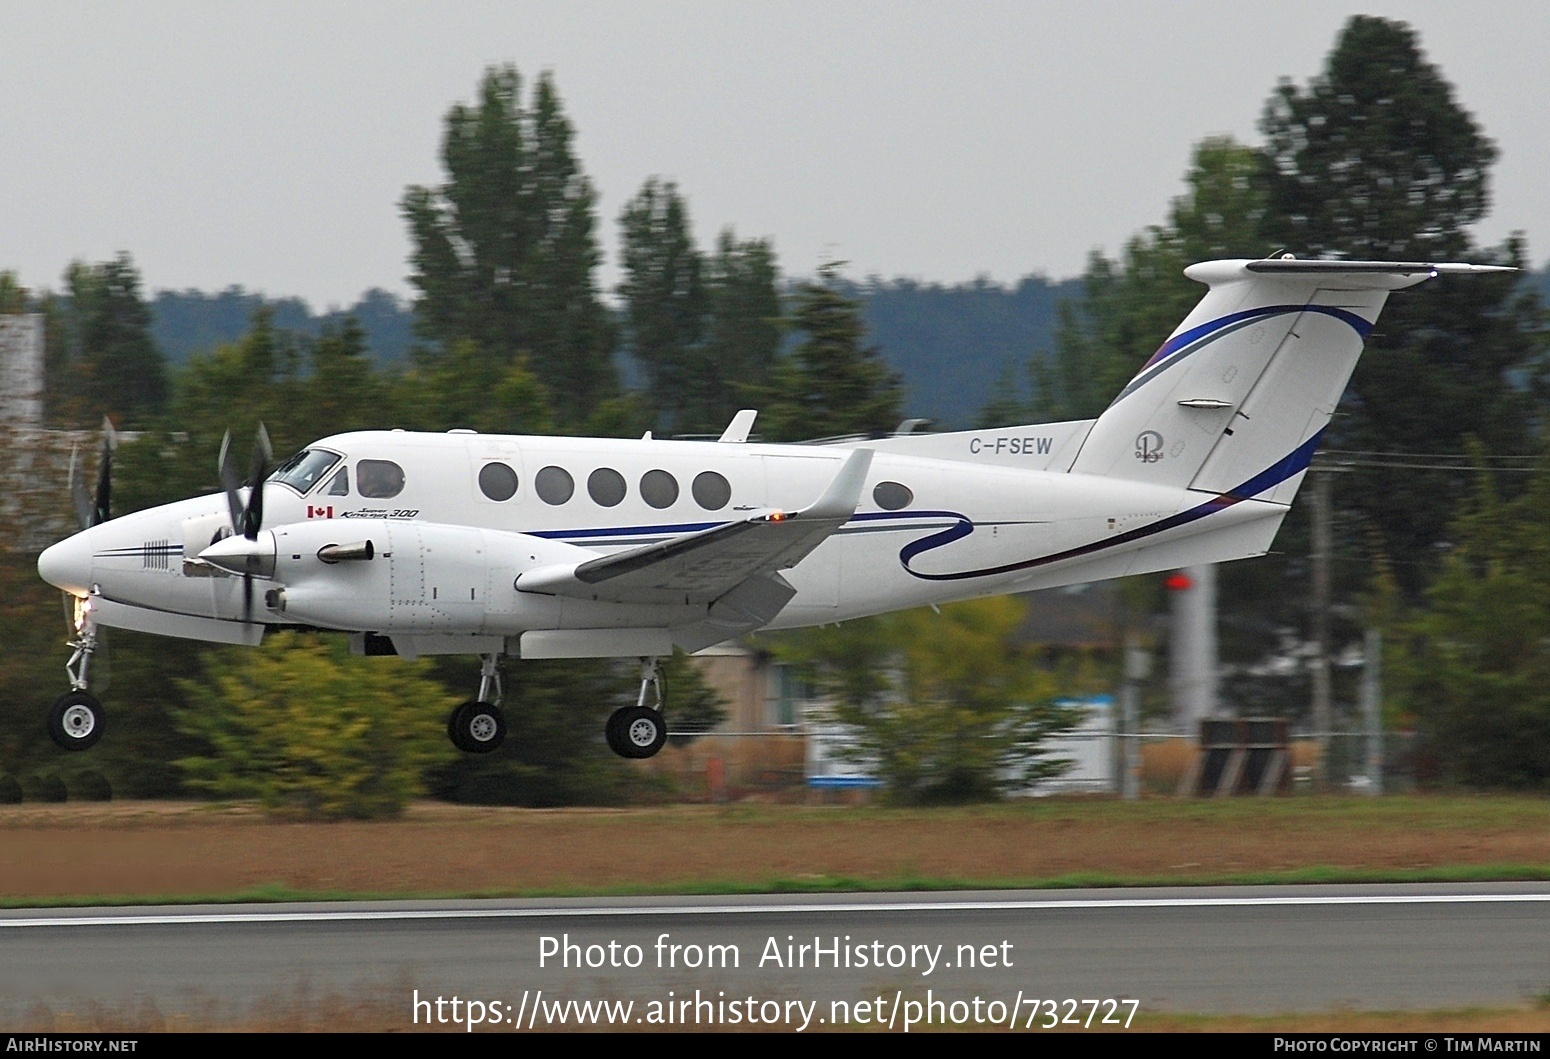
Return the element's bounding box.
[48,597,103,751]
[605,657,669,759]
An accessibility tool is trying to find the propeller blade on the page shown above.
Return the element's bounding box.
[218,430,245,534]
[244,424,272,540]
[242,571,254,623]
[68,445,93,530]
[92,435,112,527]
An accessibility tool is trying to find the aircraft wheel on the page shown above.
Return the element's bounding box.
[48,691,104,752]
[450,701,506,754]
[604,707,631,757]
[609,705,667,760]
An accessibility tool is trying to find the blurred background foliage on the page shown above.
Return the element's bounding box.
[4,16,1550,810]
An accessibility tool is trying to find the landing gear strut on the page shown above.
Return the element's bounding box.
[49,597,103,751]
[447,654,506,754]
[605,657,668,759]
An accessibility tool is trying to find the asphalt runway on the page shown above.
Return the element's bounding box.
[4,883,1549,1028]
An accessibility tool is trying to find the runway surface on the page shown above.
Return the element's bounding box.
[4,883,1548,1026]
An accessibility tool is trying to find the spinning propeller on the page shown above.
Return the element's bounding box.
[216,424,273,622]
[68,418,116,531]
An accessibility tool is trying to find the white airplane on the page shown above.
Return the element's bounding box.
[36,257,1506,759]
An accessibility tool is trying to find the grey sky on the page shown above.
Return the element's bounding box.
[3,2,1547,308]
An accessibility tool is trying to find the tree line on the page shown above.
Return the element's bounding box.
[4,15,1548,803]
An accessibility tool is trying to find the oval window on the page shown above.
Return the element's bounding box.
[692,470,732,510]
[873,481,913,511]
[588,467,627,507]
[478,462,519,502]
[640,469,679,509]
[356,459,405,499]
[535,465,574,505]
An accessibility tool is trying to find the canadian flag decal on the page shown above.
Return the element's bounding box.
[307,506,335,519]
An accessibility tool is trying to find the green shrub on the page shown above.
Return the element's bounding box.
[175,632,458,819]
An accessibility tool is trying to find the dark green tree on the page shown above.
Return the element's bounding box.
[619,180,784,436]
[618,178,706,433]
[0,272,27,314]
[702,230,783,427]
[45,254,168,428]
[1259,15,1546,589]
[757,264,904,442]
[402,66,615,429]
[1397,457,1550,788]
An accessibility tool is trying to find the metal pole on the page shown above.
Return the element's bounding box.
[1122,634,1147,800]
[1311,469,1332,790]
[1362,626,1383,796]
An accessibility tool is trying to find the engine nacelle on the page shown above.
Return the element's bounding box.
[261,520,698,635]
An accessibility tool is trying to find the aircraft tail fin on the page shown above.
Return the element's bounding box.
[1066,258,1509,505]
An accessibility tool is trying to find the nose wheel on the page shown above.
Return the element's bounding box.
[48,598,104,751]
[48,690,104,751]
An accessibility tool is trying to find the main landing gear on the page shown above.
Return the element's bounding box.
[48,598,103,751]
[447,654,507,754]
[604,657,668,760]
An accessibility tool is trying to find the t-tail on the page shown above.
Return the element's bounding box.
[1067,258,1511,506]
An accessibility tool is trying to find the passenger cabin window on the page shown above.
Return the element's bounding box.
[535,465,574,505]
[326,468,350,496]
[356,459,406,499]
[588,467,627,507]
[269,449,341,495]
[692,470,731,510]
[478,462,519,501]
[640,469,678,509]
[873,481,913,511]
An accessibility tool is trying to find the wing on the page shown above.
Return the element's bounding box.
[516,448,873,608]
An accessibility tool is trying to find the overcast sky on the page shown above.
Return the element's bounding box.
[3,2,1547,308]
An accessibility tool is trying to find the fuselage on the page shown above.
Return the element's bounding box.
[37,425,1292,655]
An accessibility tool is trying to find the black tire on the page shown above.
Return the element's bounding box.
[604,706,631,757]
[447,703,471,752]
[450,701,506,754]
[48,691,103,752]
[612,705,667,760]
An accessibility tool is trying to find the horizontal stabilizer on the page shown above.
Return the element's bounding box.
[1243,259,1514,276]
[1070,257,1510,498]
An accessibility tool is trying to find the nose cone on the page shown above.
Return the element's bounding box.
[38,533,93,595]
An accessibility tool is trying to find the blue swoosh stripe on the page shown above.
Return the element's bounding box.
[530,520,725,541]
[898,431,1324,582]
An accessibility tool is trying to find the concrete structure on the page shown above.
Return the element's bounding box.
[0,314,43,429]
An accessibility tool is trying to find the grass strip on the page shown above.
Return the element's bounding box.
[6,861,1550,910]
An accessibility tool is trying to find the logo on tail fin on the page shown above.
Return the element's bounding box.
[1135,431,1164,463]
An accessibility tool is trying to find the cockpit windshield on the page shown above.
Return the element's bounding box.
[269,449,342,495]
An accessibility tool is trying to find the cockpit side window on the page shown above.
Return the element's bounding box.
[269,449,342,495]
[357,459,406,499]
[326,468,350,496]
